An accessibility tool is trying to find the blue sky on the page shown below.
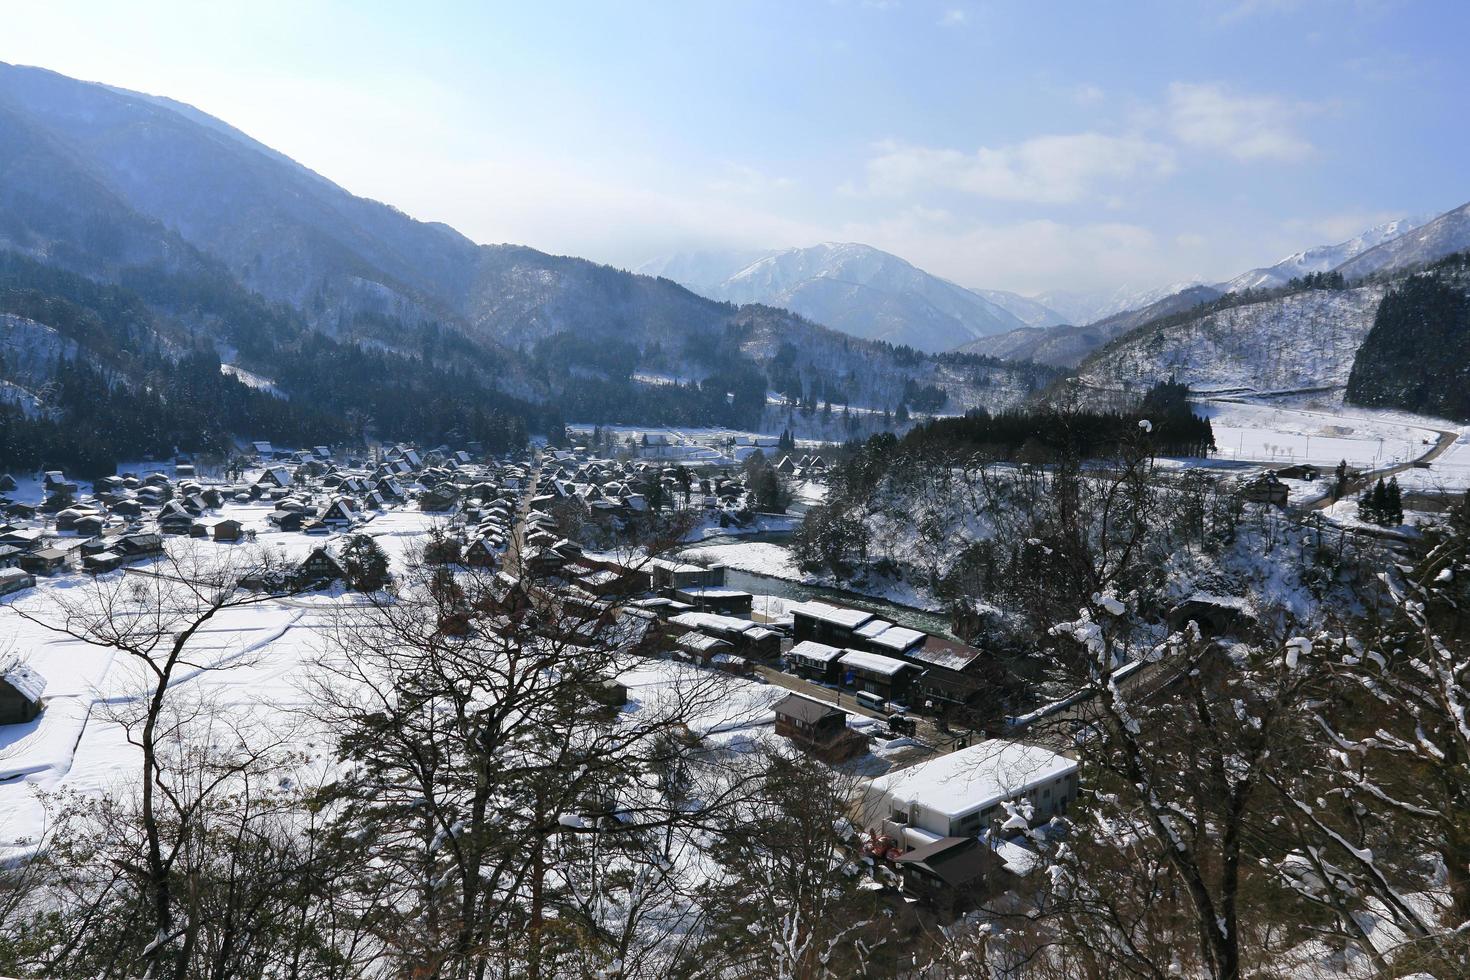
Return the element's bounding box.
[3,0,1466,295]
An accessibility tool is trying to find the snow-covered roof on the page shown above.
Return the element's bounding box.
[676,632,729,653]
[989,837,1040,876]
[791,600,875,630]
[675,586,750,600]
[855,618,895,638]
[669,611,762,636]
[838,650,913,676]
[868,741,1078,820]
[650,557,711,574]
[0,656,46,703]
[789,640,844,663]
[866,625,927,653]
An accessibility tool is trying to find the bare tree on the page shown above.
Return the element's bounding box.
[4,542,303,979]
[310,544,763,978]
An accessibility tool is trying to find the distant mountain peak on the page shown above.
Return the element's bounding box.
[1218,216,1431,294]
[1332,201,1470,280]
[642,242,1026,352]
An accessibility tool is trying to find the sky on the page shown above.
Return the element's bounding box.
[2,0,1466,297]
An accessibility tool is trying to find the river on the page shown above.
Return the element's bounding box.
[690,530,957,638]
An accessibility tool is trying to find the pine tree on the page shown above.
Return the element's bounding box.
[1359,477,1396,527]
[1385,475,1404,525]
[341,534,391,592]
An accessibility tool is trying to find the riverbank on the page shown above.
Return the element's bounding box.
[679,538,955,637]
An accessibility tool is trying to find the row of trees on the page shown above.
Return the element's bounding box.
[900,393,1215,461]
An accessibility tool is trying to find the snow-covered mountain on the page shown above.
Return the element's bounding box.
[634,248,766,295]
[968,289,1067,328]
[641,242,1027,353]
[1219,217,1427,293]
[1031,281,1209,328]
[1334,200,1470,280]
[1076,286,1386,396]
[957,285,1225,368]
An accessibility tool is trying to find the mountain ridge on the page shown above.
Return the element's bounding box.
[640,241,1028,352]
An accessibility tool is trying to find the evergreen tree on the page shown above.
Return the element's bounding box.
[1333,459,1350,502]
[1359,478,1392,526]
[340,534,391,592]
[1385,475,1404,525]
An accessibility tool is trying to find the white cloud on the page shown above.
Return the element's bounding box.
[707,163,796,197]
[1072,82,1105,105]
[856,133,1176,205]
[1279,209,1414,244]
[1167,82,1314,162]
[835,212,1177,294]
[939,8,968,26]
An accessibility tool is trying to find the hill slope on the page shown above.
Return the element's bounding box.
[1076,286,1385,395]
[1345,255,1470,419]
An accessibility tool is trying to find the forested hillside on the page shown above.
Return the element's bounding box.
[1346,253,1470,419]
[1076,278,1384,395]
[0,62,1055,474]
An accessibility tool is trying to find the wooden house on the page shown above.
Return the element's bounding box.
[296,547,346,587]
[115,533,164,561]
[787,640,846,684]
[773,693,867,763]
[893,836,1010,913]
[82,550,125,574]
[20,547,68,576]
[791,600,877,648]
[213,519,244,542]
[1238,472,1289,507]
[465,536,499,568]
[0,568,35,597]
[837,650,922,703]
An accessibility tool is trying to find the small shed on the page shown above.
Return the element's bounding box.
[0,657,46,725]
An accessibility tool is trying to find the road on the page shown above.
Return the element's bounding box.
[1301,424,1459,512]
[505,452,542,575]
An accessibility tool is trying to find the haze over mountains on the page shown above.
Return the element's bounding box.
[638,243,1036,353]
[2,57,1469,459]
[0,60,1059,470]
[643,205,1464,365]
[957,207,1469,368]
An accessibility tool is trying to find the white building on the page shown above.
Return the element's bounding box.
[862,741,1079,844]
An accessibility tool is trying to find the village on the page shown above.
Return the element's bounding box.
[0,433,1097,927]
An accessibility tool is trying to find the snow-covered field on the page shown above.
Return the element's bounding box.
[1393,427,1470,492]
[0,503,829,857]
[1195,399,1443,469]
[0,500,439,854]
